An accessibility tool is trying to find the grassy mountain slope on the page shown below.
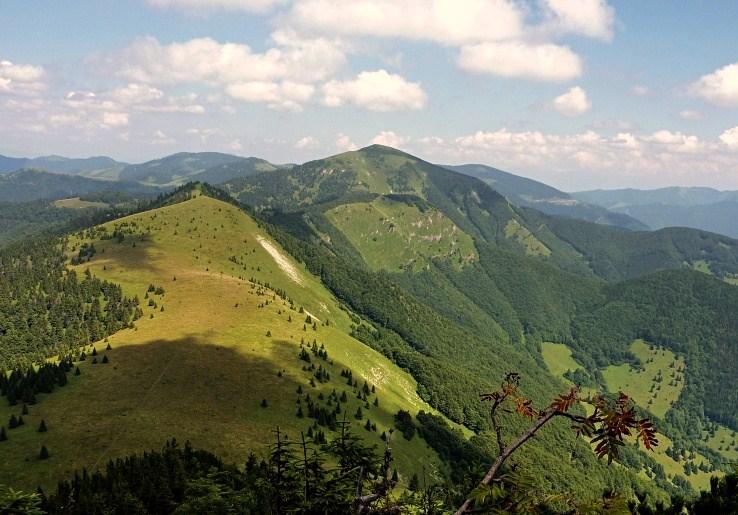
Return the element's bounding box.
[447,163,648,230]
[227,145,592,274]
[0,169,160,202]
[0,191,447,490]
[324,196,477,272]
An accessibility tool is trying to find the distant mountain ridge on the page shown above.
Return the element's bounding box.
[574,187,738,238]
[119,152,246,184]
[573,186,738,209]
[0,152,281,186]
[0,169,159,202]
[0,154,127,179]
[446,163,649,231]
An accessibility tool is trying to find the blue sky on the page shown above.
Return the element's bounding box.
[1,0,737,189]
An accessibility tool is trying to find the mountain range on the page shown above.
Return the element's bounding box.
[8,149,738,241]
[4,145,738,511]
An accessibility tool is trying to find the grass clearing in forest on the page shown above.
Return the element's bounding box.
[52,197,109,209]
[540,342,581,381]
[326,197,477,272]
[602,339,685,419]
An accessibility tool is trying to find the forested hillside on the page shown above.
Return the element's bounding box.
[227,145,738,496]
[0,169,159,203]
[0,238,141,366]
[5,147,738,512]
[447,163,648,230]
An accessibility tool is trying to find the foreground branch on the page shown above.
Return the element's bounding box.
[454,409,557,515]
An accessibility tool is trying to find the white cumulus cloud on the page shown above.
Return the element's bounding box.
[322,70,426,111]
[226,81,314,111]
[103,33,344,111]
[113,34,344,85]
[288,0,524,45]
[552,86,591,116]
[458,42,582,82]
[0,59,46,95]
[102,112,130,128]
[541,0,615,40]
[372,131,407,148]
[690,62,738,106]
[720,126,738,148]
[335,133,358,151]
[294,135,319,149]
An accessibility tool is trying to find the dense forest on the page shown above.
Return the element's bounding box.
[1,424,735,514]
[0,237,141,368]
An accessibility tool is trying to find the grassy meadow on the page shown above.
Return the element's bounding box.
[0,192,446,490]
[602,340,685,419]
[325,197,477,272]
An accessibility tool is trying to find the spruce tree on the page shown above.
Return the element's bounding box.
[75,367,81,376]
[102,355,109,364]
[409,473,420,491]
[38,420,47,432]
[261,399,268,408]
[39,445,50,460]
[0,427,6,441]
[22,403,28,415]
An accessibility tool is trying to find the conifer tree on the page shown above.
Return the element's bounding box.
[261,399,268,408]
[75,367,81,376]
[22,403,28,415]
[38,420,47,432]
[0,427,6,441]
[409,473,420,492]
[102,355,109,364]
[39,445,49,460]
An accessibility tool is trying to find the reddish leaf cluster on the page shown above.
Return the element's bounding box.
[574,392,659,463]
[480,375,658,464]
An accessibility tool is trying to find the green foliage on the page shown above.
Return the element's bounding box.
[0,484,44,515]
[0,238,140,367]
